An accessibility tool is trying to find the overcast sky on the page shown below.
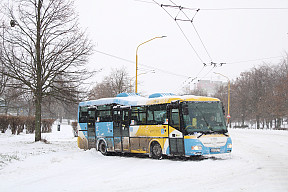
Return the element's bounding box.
[75,0,288,95]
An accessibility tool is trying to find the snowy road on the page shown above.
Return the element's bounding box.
[0,125,288,192]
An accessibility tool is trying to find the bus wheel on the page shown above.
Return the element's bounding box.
[99,141,107,156]
[150,142,162,159]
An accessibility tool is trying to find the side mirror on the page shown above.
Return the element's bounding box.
[222,104,226,115]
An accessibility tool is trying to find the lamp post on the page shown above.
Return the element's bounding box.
[214,72,231,125]
[135,36,166,93]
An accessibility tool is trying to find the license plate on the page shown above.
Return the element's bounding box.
[210,148,220,153]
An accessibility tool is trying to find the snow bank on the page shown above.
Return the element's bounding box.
[0,125,288,192]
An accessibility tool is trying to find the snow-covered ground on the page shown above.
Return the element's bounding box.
[0,124,288,192]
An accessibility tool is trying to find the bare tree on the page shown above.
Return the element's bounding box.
[214,55,288,129]
[0,79,24,115]
[88,67,131,100]
[0,65,8,97]
[270,58,288,128]
[0,0,93,141]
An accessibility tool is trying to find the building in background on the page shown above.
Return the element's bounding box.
[196,80,223,96]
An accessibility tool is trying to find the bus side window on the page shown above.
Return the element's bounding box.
[97,105,112,122]
[147,109,156,125]
[147,104,167,125]
[131,106,146,125]
[79,106,88,123]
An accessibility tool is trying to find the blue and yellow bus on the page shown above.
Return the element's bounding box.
[77,93,232,158]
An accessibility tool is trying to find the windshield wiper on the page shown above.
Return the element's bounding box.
[197,130,215,138]
[197,132,205,138]
[215,129,229,137]
[197,129,229,138]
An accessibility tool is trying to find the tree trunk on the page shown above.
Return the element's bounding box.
[266,120,269,129]
[256,115,260,129]
[276,118,281,129]
[35,0,42,142]
[241,115,245,127]
[35,90,42,141]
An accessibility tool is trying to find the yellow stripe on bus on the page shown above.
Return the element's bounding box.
[134,125,170,137]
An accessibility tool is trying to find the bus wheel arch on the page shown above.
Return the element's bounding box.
[98,139,108,156]
[150,141,162,159]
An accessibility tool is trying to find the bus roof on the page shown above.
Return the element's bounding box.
[79,93,220,107]
[146,95,220,105]
[79,95,148,107]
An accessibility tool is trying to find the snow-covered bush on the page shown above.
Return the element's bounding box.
[25,116,35,134]
[71,121,78,137]
[41,119,55,133]
[17,116,26,135]
[0,115,9,133]
[0,116,56,134]
[8,116,18,135]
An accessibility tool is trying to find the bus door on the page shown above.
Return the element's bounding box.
[168,107,185,156]
[113,107,130,152]
[87,107,96,149]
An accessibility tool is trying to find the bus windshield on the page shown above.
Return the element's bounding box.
[182,101,227,135]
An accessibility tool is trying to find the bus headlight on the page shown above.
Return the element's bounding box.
[192,146,202,150]
[227,143,232,148]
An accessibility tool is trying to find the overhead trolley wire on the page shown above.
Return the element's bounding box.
[197,65,217,82]
[173,20,205,64]
[152,0,205,64]
[226,56,284,65]
[135,0,287,83]
[151,0,215,86]
[191,7,288,11]
[132,0,155,4]
[133,0,288,11]
[170,1,213,62]
[162,0,216,66]
[192,18,213,62]
[181,65,214,91]
[182,65,205,85]
[95,50,135,64]
[94,49,190,78]
[163,0,216,81]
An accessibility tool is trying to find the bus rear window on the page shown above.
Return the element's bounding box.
[79,106,88,123]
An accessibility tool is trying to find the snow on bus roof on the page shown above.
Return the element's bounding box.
[79,93,220,107]
[79,94,147,107]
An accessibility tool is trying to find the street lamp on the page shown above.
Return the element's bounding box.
[214,72,231,125]
[135,36,166,93]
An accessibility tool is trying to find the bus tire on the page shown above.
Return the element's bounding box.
[99,141,108,156]
[150,142,162,159]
